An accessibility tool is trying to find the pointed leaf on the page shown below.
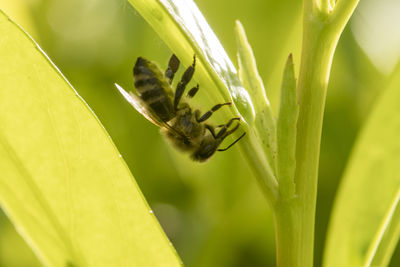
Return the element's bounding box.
[277,54,298,198]
[235,20,277,171]
[235,20,271,116]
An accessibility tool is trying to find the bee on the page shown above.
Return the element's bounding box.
[116,54,245,162]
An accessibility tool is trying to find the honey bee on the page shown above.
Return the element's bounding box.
[116,54,245,162]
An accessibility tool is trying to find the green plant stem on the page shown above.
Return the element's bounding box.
[290,25,336,267]
[272,0,360,266]
[273,200,299,267]
[274,27,334,267]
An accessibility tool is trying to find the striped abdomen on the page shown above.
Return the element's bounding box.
[133,57,175,122]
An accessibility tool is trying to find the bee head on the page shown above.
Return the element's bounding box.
[191,135,221,162]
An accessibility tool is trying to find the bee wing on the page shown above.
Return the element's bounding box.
[116,83,189,141]
[115,83,164,127]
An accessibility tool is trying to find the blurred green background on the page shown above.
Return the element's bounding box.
[0,0,399,266]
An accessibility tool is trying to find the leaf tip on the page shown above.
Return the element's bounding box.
[234,20,247,46]
[235,19,244,30]
[286,53,294,67]
[283,53,296,81]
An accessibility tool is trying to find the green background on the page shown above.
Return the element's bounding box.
[0,0,399,266]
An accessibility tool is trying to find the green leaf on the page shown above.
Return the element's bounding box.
[235,20,271,118]
[127,0,279,204]
[0,9,181,267]
[324,64,400,267]
[235,20,277,173]
[127,0,255,123]
[276,54,298,199]
[369,190,400,267]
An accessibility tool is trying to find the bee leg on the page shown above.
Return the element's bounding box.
[187,84,199,98]
[215,118,240,138]
[195,102,232,122]
[165,54,180,84]
[205,124,217,138]
[217,132,246,152]
[216,117,241,128]
[174,55,196,110]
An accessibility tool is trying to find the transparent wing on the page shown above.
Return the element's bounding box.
[116,83,190,141]
[115,83,163,127]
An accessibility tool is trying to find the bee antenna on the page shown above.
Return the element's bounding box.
[217,132,246,152]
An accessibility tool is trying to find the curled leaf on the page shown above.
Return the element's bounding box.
[127,0,255,123]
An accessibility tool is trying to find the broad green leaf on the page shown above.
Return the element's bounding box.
[0,9,181,267]
[127,0,279,203]
[324,64,400,267]
[276,54,298,199]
